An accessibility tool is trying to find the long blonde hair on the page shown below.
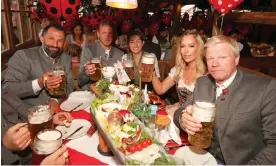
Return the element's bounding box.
[173,29,206,84]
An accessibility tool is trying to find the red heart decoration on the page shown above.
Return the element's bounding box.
[208,0,244,14]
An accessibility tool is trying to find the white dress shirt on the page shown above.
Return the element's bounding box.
[216,70,237,99]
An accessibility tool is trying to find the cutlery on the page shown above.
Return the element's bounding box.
[69,103,83,113]
[63,126,83,141]
[165,144,187,151]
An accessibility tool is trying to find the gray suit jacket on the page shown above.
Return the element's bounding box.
[174,69,276,164]
[78,41,124,90]
[1,90,32,165]
[2,46,74,106]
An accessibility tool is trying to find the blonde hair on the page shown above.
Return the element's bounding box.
[205,35,240,57]
[174,29,206,84]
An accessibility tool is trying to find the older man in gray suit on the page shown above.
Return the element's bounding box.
[78,19,124,90]
[3,24,74,112]
[174,35,276,164]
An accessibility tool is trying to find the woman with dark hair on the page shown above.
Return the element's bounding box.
[122,29,160,86]
[64,23,87,50]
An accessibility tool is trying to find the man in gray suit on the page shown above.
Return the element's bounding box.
[174,35,276,164]
[3,24,74,112]
[1,90,72,164]
[78,19,124,90]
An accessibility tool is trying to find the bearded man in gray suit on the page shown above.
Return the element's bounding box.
[174,35,276,164]
[3,24,74,112]
[78,19,124,90]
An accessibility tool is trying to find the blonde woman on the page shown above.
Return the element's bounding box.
[152,29,206,116]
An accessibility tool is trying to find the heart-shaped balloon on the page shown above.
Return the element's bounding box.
[208,0,244,14]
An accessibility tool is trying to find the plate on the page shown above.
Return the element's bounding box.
[174,146,217,165]
[56,119,91,139]
[69,91,95,99]
[60,99,90,112]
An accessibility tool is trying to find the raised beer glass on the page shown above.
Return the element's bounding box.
[48,66,67,97]
[141,54,155,82]
[32,129,64,164]
[188,101,216,149]
[28,105,53,146]
[90,57,101,81]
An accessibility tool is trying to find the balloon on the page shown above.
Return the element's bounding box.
[82,11,105,30]
[39,0,80,20]
[121,20,133,34]
[162,11,171,25]
[148,21,160,36]
[208,0,244,14]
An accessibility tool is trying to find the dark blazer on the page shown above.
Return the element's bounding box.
[78,41,124,90]
[174,69,276,164]
[143,40,162,60]
[1,91,32,165]
[2,46,74,106]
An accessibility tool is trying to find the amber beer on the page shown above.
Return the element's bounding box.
[28,105,53,145]
[90,57,101,81]
[141,54,155,82]
[49,67,67,97]
[188,101,216,149]
[124,60,134,79]
[32,129,63,165]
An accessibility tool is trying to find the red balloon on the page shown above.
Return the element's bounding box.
[162,13,171,25]
[40,0,80,20]
[121,20,133,34]
[82,11,105,30]
[148,21,160,36]
[106,15,116,25]
[208,0,244,14]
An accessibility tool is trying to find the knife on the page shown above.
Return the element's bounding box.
[69,103,83,113]
[63,126,83,141]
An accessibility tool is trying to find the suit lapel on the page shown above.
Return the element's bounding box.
[216,69,243,139]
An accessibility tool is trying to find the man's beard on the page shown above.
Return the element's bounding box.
[43,45,63,59]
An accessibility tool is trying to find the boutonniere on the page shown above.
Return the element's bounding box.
[222,88,229,95]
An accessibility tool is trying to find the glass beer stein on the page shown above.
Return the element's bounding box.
[90,57,101,81]
[141,54,155,82]
[32,129,63,164]
[28,105,53,146]
[188,101,216,149]
[48,66,67,97]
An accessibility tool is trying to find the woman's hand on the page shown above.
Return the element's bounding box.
[180,105,202,135]
[53,112,73,125]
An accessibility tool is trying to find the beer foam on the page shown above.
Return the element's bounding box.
[37,130,61,141]
[53,70,65,75]
[29,105,52,124]
[142,54,155,64]
[193,102,216,122]
[34,130,62,154]
[195,101,215,108]
[125,61,133,67]
[91,59,100,63]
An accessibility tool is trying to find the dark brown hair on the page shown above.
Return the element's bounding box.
[67,44,82,57]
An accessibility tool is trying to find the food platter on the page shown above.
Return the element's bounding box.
[90,80,182,165]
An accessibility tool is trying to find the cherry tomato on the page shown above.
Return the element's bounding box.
[140,140,149,148]
[145,138,152,146]
[136,143,143,151]
[127,144,137,153]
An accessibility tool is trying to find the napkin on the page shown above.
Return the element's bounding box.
[67,148,107,165]
[114,60,130,84]
[158,115,182,145]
